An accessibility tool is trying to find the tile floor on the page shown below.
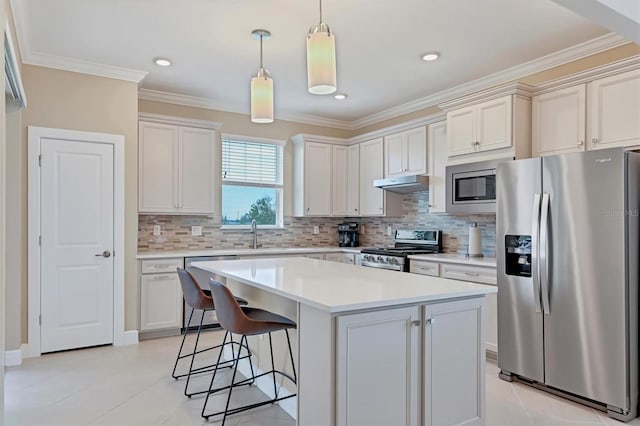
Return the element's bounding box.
[4,331,640,425]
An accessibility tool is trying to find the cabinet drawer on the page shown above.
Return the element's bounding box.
[141,258,184,274]
[441,263,496,285]
[410,260,440,277]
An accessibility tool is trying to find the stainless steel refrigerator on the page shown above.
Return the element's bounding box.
[497,148,640,421]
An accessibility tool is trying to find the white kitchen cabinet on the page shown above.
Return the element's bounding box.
[333,145,360,217]
[359,138,402,217]
[424,298,485,426]
[139,121,215,214]
[384,126,427,177]
[427,121,447,213]
[325,252,356,264]
[587,69,640,150]
[532,85,586,157]
[410,259,440,276]
[337,306,420,426]
[139,258,184,332]
[440,263,497,285]
[293,141,332,216]
[305,253,325,260]
[447,95,513,156]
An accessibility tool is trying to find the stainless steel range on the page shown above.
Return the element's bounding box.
[360,230,443,272]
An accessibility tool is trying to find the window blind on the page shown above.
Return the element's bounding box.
[222,139,283,186]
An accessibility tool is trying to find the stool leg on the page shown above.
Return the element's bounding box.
[268,332,278,399]
[202,330,229,419]
[184,310,206,397]
[171,307,194,379]
[221,334,245,425]
[285,329,297,384]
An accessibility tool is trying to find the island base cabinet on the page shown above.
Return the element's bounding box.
[424,298,486,426]
[337,306,420,426]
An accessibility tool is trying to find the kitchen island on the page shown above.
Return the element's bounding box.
[191,257,496,426]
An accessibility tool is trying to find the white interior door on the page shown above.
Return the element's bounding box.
[40,138,114,353]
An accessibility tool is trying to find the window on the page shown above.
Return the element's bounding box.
[221,136,284,227]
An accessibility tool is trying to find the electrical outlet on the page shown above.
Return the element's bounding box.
[313,225,319,235]
[152,225,161,236]
[191,226,203,237]
[386,226,393,236]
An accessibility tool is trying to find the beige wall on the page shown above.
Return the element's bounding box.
[1,0,7,407]
[15,65,140,343]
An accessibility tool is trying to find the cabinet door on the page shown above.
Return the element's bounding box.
[347,145,360,216]
[332,146,349,216]
[140,273,183,331]
[447,106,476,156]
[179,127,215,214]
[424,298,485,426]
[427,122,447,213]
[359,139,385,216]
[486,291,498,355]
[138,122,179,213]
[337,306,420,426]
[476,95,512,152]
[440,264,497,285]
[588,69,640,150]
[324,252,344,263]
[405,126,428,175]
[384,133,405,177]
[533,85,586,157]
[304,142,332,216]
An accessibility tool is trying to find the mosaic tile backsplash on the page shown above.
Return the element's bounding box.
[138,192,496,257]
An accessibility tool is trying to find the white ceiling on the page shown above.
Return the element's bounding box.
[12,0,614,126]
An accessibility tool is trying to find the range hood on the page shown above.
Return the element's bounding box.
[373,175,429,193]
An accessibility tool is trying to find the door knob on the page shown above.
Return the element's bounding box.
[95,250,111,258]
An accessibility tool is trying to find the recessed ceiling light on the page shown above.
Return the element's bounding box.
[334,93,348,100]
[153,57,172,67]
[421,52,440,62]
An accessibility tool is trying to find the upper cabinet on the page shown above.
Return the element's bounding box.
[293,141,332,216]
[441,89,532,165]
[533,69,640,157]
[587,69,640,150]
[447,95,513,156]
[427,121,447,213]
[359,138,402,217]
[384,126,428,177]
[333,145,360,216]
[139,120,216,214]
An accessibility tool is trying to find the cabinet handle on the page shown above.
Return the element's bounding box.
[152,275,175,281]
[411,320,421,327]
[578,140,584,146]
[426,318,435,325]
[592,138,599,144]
[464,272,480,277]
[475,141,480,146]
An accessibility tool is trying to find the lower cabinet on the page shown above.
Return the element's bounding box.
[140,258,184,332]
[336,298,485,426]
[411,259,498,356]
[325,252,357,264]
[424,298,485,426]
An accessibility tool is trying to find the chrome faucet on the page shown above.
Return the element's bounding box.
[250,219,258,249]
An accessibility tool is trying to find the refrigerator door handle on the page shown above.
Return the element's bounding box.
[531,193,542,313]
[540,192,551,315]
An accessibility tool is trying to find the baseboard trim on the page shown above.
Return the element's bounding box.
[486,349,498,361]
[115,330,139,346]
[139,329,180,341]
[222,346,297,420]
[5,347,23,366]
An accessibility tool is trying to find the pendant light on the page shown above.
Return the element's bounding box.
[306,0,337,95]
[250,29,274,124]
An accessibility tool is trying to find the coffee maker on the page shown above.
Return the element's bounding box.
[338,223,359,247]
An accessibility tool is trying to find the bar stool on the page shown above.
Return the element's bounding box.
[173,268,250,397]
[202,279,297,424]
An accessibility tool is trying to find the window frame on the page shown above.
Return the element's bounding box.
[220,134,285,229]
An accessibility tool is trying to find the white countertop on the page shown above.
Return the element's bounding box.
[136,247,362,260]
[191,257,496,314]
[408,253,497,268]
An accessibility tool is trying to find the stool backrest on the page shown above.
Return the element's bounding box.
[177,268,213,310]
[209,279,249,334]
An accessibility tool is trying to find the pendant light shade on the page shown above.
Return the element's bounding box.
[307,0,337,95]
[250,29,274,124]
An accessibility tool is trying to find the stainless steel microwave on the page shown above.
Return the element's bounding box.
[446,159,509,213]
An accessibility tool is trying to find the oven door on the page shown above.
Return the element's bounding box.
[446,159,505,213]
[360,255,404,271]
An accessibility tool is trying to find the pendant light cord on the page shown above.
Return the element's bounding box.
[319,0,323,23]
[259,34,264,69]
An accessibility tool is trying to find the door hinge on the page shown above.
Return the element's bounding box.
[39,314,42,326]
[38,154,42,167]
[112,250,115,258]
[39,235,42,246]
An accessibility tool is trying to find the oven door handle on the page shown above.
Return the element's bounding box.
[360,260,403,271]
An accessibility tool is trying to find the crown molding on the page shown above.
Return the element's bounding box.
[290,134,351,146]
[350,32,629,129]
[347,112,447,144]
[437,82,537,111]
[139,88,355,130]
[138,112,222,130]
[532,54,640,95]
